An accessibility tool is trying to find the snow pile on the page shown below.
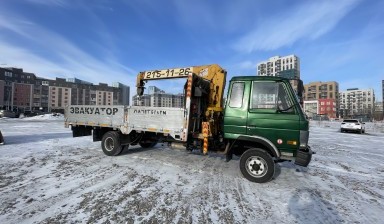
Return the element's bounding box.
[22,113,64,121]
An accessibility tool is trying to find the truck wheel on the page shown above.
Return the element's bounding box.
[240,148,275,183]
[101,131,123,156]
[139,141,157,148]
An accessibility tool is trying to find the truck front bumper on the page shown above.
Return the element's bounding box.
[295,146,313,167]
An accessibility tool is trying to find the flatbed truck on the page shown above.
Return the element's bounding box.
[65,64,312,183]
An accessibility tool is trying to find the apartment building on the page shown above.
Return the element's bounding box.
[303,99,337,119]
[112,82,130,105]
[318,99,337,119]
[0,80,4,107]
[0,67,36,111]
[49,86,71,111]
[304,81,339,100]
[303,81,339,118]
[339,88,375,118]
[133,86,184,108]
[257,55,300,79]
[257,55,301,91]
[12,83,33,111]
[32,78,50,111]
[374,101,383,120]
[92,89,114,106]
[0,67,130,113]
[132,94,151,107]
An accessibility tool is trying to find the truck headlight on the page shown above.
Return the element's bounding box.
[300,130,309,149]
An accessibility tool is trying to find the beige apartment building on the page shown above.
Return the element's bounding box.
[92,90,113,106]
[304,81,339,118]
[304,81,339,101]
[49,86,71,110]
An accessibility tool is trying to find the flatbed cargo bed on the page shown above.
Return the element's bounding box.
[65,105,187,141]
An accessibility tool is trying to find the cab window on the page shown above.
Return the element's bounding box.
[229,82,244,108]
[251,81,294,113]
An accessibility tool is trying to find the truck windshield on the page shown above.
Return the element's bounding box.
[251,81,294,112]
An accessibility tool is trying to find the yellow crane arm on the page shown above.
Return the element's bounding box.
[136,64,227,109]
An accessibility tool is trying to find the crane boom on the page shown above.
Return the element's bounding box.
[136,64,227,110]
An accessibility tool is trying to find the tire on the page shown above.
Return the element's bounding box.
[240,148,275,183]
[139,141,157,148]
[358,129,362,134]
[101,131,123,156]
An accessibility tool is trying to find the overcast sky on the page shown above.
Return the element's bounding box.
[0,0,383,100]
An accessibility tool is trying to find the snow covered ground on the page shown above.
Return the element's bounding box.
[0,116,383,223]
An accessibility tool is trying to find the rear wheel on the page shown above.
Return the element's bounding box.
[101,131,123,156]
[240,148,275,183]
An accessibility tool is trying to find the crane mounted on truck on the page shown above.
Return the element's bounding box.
[65,64,313,183]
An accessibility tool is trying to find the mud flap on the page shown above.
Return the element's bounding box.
[295,146,313,167]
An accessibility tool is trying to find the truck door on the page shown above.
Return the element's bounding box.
[223,81,249,135]
[246,81,300,153]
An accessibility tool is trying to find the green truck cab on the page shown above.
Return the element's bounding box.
[224,76,312,183]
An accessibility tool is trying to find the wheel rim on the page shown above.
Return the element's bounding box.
[245,156,268,178]
[104,137,114,152]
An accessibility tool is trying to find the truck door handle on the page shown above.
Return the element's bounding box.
[248,125,257,127]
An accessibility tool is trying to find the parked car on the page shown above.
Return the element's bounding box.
[340,119,365,134]
[22,110,44,117]
[0,110,17,118]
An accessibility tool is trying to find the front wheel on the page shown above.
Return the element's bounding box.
[240,148,275,183]
[101,131,123,156]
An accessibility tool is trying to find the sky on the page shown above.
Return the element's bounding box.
[0,0,383,101]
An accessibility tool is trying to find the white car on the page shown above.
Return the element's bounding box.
[340,119,365,134]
